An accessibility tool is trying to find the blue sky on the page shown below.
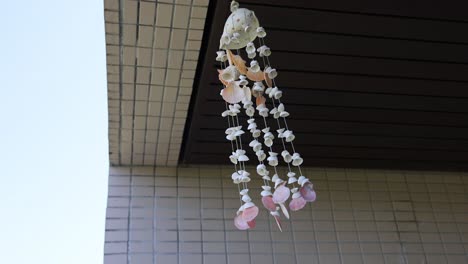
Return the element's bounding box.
[0,1,108,263]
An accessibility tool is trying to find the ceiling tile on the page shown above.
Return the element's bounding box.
[156,4,174,27]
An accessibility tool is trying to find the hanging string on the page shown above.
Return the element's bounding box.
[259,37,304,177]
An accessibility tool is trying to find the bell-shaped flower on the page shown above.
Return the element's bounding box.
[277,103,289,118]
[220,65,240,83]
[250,60,260,72]
[256,149,266,161]
[231,170,242,183]
[263,131,274,147]
[237,149,249,162]
[241,194,251,203]
[267,152,278,166]
[252,82,265,97]
[265,66,278,79]
[287,171,297,184]
[292,153,304,166]
[230,0,239,12]
[256,27,267,38]
[256,104,269,117]
[266,86,282,99]
[243,100,253,109]
[297,175,310,187]
[271,174,285,188]
[238,75,248,86]
[230,149,249,164]
[216,51,227,62]
[246,42,256,54]
[245,106,255,117]
[247,119,257,130]
[260,185,272,197]
[256,164,268,176]
[240,174,251,183]
[225,126,244,141]
[283,130,295,142]
[229,153,238,164]
[252,129,261,138]
[247,52,256,59]
[281,150,292,163]
[269,107,281,119]
[257,45,271,57]
[229,104,241,114]
[249,139,262,152]
[277,128,285,138]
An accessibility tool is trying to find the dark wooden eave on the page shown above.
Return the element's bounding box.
[180,0,468,170]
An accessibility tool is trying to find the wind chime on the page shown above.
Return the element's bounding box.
[217,1,317,231]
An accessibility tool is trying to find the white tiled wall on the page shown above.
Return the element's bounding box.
[105,0,209,166]
[104,166,468,264]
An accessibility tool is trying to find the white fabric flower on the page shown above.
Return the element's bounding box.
[277,128,285,138]
[252,129,261,138]
[256,27,266,38]
[216,51,227,62]
[267,152,278,166]
[298,176,310,187]
[247,119,257,130]
[287,171,297,184]
[277,103,289,118]
[249,60,260,72]
[265,66,278,79]
[256,150,266,161]
[271,174,284,188]
[269,107,281,119]
[283,130,295,142]
[256,164,268,176]
[292,153,303,166]
[257,45,271,57]
[245,106,255,117]
[249,139,262,152]
[230,0,239,12]
[246,42,256,54]
[252,82,264,96]
[281,150,292,163]
[238,75,248,86]
[260,185,272,197]
[263,131,274,147]
[225,126,244,141]
[230,149,248,164]
[257,105,269,117]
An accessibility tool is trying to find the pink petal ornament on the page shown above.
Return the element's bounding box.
[247,219,256,228]
[289,196,306,211]
[234,215,249,230]
[221,82,245,104]
[242,205,259,222]
[272,184,290,204]
[300,182,317,202]
[279,203,290,219]
[261,196,277,211]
